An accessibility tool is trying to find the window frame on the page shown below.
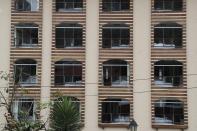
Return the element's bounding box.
[102,26,130,48]
[154,61,183,87]
[55,26,83,48]
[12,98,36,121]
[154,99,184,125]
[103,62,129,86]
[101,99,130,123]
[14,63,37,86]
[55,62,82,86]
[15,0,39,12]
[154,25,182,48]
[15,26,39,48]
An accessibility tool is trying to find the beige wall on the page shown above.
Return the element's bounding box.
[0,0,11,130]
[40,0,52,126]
[186,0,197,131]
[133,0,152,131]
[0,0,197,131]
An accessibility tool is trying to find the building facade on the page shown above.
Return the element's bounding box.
[0,0,197,131]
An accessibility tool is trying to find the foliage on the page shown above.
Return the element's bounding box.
[50,97,81,131]
[0,71,47,131]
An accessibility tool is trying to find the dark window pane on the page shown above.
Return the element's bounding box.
[56,28,64,38]
[174,0,183,11]
[56,39,65,48]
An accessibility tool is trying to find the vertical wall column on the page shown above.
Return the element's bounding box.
[187,0,197,131]
[40,0,52,125]
[133,0,152,131]
[84,0,99,131]
[0,0,11,129]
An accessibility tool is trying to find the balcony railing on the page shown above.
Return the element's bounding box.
[102,113,130,123]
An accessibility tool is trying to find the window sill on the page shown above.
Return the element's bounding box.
[56,10,84,13]
[18,84,38,87]
[152,10,184,13]
[99,123,129,128]
[102,10,131,13]
[13,10,40,13]
[152,124,187,129]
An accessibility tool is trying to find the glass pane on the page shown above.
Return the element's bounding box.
[16,29,23,46]
[56,38,65,48]
[65,28,73,38]
[24,0,31,11]
[112,2,120,11]
[154,0,163,10]
[164,0,173,10]
[56,2,65,11]
[121,1,130,10]
[174,0,183,11]
[103,2,111,11]
[55,75,64,85]
[103,66,111,86]
[31,0,39,11]
[154,28,163,44]
[56,28,64,38]
[23,29,31,44]
[112,66,120,84]
[103,39,111,48]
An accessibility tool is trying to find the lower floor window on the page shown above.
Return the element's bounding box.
[102,99,130,123]
[154,99,184,125]
[12,98,35,121]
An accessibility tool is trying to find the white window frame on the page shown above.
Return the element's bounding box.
[12,98,36,121]
[15,26,39,48]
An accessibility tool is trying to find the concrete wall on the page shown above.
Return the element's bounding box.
[0,0,11,129]
[0,0,197,131]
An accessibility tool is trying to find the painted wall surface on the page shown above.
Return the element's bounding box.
[186,0,197,131]
[40,0,52,126]
[0,0,197,131]
[0,0,11,130]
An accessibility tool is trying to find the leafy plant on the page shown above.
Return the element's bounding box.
[50,97,81,131]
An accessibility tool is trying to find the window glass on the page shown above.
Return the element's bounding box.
[102,0,130,11]
[55,61,82,85]
[154,0,183,11]
[56,0,83,12]
[155,100,184,124]
[102,99,130,123]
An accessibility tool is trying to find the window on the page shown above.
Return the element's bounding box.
[14,59,37,85]
[56,0,83,12]
[154,99,184,125]
[56,23,83,48]
[102,24,130,48]
[154,23,182,48]
[16,0,39,11]
[102,0,130,11]
[154,0,183,11]
[12,98,35,121]
[55,60,82,85]
[103,60,129,86]
[15,23,38,47]
[154,60,183,87]
[102,99,130,123]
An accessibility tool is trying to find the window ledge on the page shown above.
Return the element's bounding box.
[152,124,187,129]
[99,123,129,128]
